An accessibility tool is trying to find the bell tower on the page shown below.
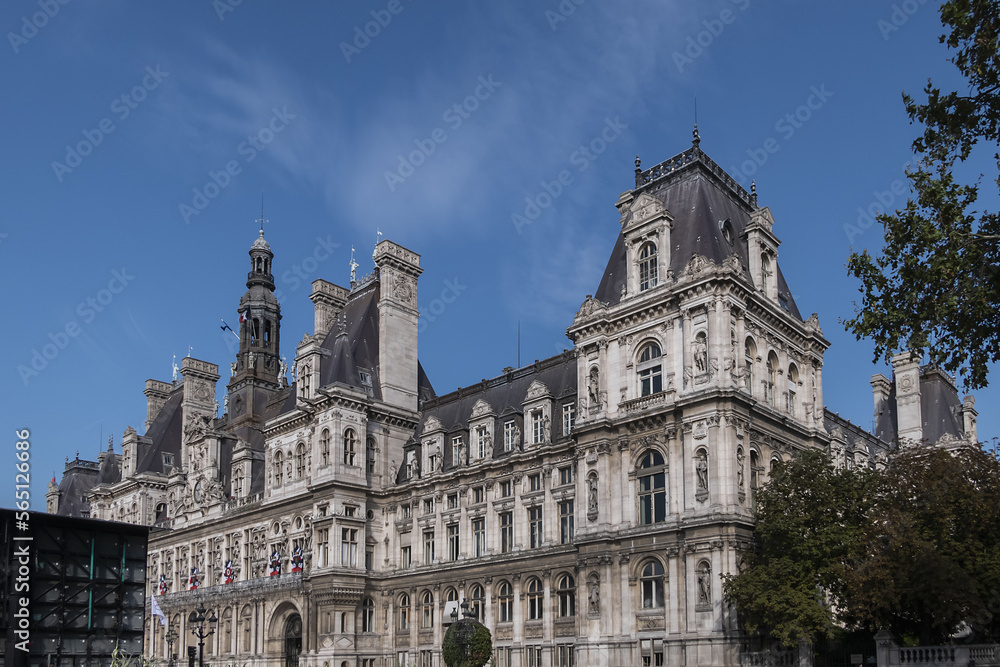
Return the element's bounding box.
[226,227,282,426]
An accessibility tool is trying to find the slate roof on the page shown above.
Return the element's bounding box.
[595,146,801,320]
[135,390,184,476]
[874,365,966,445]
[399,352,578,482]
[56,457,104,517]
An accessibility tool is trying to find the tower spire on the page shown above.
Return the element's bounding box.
[692,97,701,148]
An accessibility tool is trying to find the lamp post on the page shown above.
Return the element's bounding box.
[188,604,218,667]
[165,626,179,667]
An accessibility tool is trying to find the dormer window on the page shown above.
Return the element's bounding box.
[638,242,658,291]
[637,342,663,396]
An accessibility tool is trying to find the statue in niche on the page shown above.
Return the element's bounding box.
[589,578,601,613]
[694,334,708,373]
[696,451,709,492]
[588,367,601,407]
[389,459,398,481]
[697,562,712,605]
[588,475,599,514]
[737,449,745,491]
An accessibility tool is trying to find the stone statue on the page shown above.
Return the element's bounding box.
[230,361,237,377]
[697,563,711,604]
[223,394,229,414]
[736,449,745,491]
[588,475,599,514]
[484,431,494,457]
[696,451,709,491]
[694,335,708,373]
[279,356,288,386]
[389,459,398,481]
[589,580,600,613]
[588,367,601,407]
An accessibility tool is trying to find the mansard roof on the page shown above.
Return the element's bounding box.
[135,390,184,476]
[56,456,105,517]
[417,351,578,440]
[595,145,801,320]
[874,365,966,446]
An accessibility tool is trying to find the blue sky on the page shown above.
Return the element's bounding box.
[3,0,997,507]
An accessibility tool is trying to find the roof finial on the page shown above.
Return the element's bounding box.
[257,191,268,237]
[692,97,700,148]
[751,179,758,207]
[635,155,641,173]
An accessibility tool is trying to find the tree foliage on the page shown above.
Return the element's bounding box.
[725,446,1000,648]
[845,0,1000,390]
[442,619,492,667]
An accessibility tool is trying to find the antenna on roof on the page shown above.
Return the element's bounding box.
[517,320,521,368]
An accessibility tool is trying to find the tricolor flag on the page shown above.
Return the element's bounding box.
[151,595,167,627]
[239,311,249,324]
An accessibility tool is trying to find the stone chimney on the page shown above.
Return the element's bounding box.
[961,395,978,443]
[144,379,173,432]
[870,373,891,419]
[891,352,923,445]
[373,240,422,413]
[310,279,349,342]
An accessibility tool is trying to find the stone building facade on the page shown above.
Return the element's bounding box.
[48,136,978,667]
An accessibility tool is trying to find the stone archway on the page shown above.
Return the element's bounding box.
[283,614,302,667]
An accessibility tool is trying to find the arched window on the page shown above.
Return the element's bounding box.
[398,594,410,631]
[155,503,167,522]
[787,363,799,415]
[638,242,658,291]
[497,582,513,623]
[340,611,348,633]
[766,352,779,406]
[641,560,665,608]
[273,451,283,488]
[761,253,773,295]
[343,428,357,466]
[359,598,374,633]
[320,429,330,466]
[750,450,761,494]
[233,468,244,498]
[527,578,544,620]
[251,318,260,345]
[744,338,757,396]
[421,590,434,629]
[637,342,663,397]
[295,442,306,479]
[240,606,252,652]
[221,608,233,654]
[469,584,485,620]
[557,574,576,617]
[264,320,271,346]
[638,450,666,525]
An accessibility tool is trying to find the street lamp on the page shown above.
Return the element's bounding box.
[188,604,218,667]
[165,626,179,667]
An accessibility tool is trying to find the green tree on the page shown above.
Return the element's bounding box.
[845,0,1000,390]
[722,451,874,647]
[844,447,1000,644]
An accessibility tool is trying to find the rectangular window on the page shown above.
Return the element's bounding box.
[641,639,664,666]
[495,647,512,667]
[366,437,375,474]
[451,435,463,467]
[562,403,575,436]
[448,524,460,561]
[559,500,574,544]
[476,426,489,459]
[499,512,513,553]
[528,507,543,549]
[531,410,544,444]
[500,480,512,498]
[423,498,434,515]
[526,646,542,667]
[528,473,541,492]
[317,528,329,567]
[397,653,409,667]
[447,493,459,509]
[428,451,438,472]
[503,419,517,452]
[558,644,575,667]
[341,528,357,567]
[401,504,412,519]
[401,545,411,569]
[473,486,485,504]
[365,547,373,571]
[423,530,435,564]
[344,505,357,517]
[559,465,573,486]
[472,518,486,557]
[420,651,433,667]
